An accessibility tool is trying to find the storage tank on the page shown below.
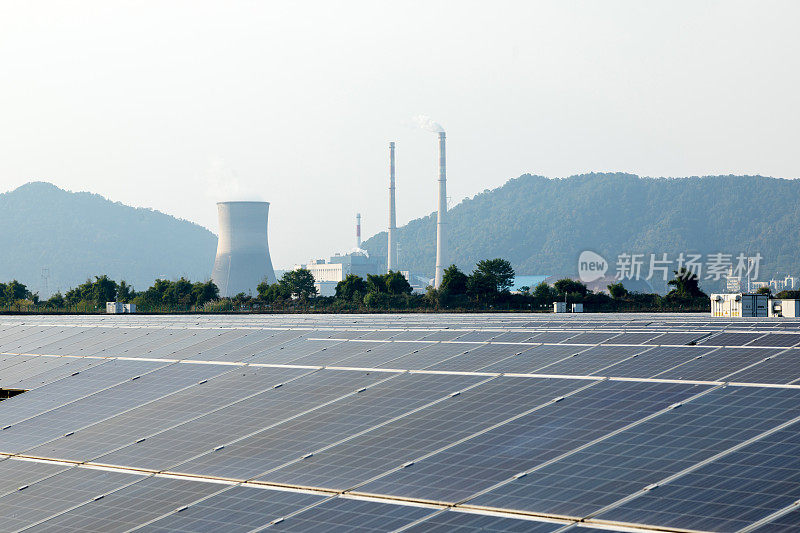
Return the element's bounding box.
[211,201,277,297]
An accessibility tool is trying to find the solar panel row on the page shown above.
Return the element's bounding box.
[2,313,800,532]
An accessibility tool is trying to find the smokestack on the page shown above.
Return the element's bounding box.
[434,131,446,288]
[211,201,276,297]
[356,213,362,249]
[388,141,397,273]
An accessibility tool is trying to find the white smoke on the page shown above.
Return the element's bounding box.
[203,157,263,202]
[412,114,445,133]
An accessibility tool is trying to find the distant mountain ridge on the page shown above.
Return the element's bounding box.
[0,182,217,295]
[362,173,800,292]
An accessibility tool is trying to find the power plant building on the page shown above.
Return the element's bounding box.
[298,252,382,296]
[211,201,277,298]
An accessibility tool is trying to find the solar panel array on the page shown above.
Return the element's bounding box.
[1,312,800,532]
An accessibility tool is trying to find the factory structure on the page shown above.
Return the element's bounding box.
[294,130,447,296]
[209,124,447,297]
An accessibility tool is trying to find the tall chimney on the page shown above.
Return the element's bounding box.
[434,131,446,288]
[388,141,397,273]
[356,213,362,249]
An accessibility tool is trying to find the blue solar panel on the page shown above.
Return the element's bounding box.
[469,385,800,518]
[257,377,590,490]
[139,485,325,532]
[357,380,706,503]
[595,422,800,531]
[267,497,434,532]
[402,509,564,532]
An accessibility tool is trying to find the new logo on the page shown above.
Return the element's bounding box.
[578,251,608,283]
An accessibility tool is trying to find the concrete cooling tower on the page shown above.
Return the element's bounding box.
[211,201,277,297]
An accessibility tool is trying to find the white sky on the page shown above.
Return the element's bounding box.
[1,1,798,269]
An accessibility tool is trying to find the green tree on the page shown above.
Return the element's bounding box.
[47,292,65,308]
[474,258,515,293]
[192,280,219,307]
[554,278,588,297]
[532,281,557,301]
[65,279,94,306]
[756,286,772,296]
[666,268,706,299]
[335,275,367,300]
[280,269,317,299]
[366,273,388,294]
[607,282,629,299]
[162,277,193,307]
[385,271,412,295]
[91,275,118,307]
[4,280,31,302]
[257,281,289,303]
[466,270,497,302]
[776,290,800,299]
[439,265,468,298]
[117,280,135,303]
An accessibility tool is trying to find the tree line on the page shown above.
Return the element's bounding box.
[0,260,712,313]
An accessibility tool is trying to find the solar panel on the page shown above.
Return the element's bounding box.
[22,366,313,462]
[746,333,800,348]
[403,509,564,532]
[526,332,581,343]
[1,362,231,453]
[644,332,709,345]
[468,385,800,517]
[654,347,784,381]
[489,331,539,343]
[257,377,591,490]
[286,341,385,366]
[266,496,434,532]
[0,360,170,429]
[331,341,431,368]
[699,332,768,346]
[559,332,622,345]
[247,338,344,365]
[423,343,535,372]
[28,475,225,533]
[91,369,396,471]
[594,421,800,531]
[726,349,800,384]
[4,357,108,392]
[130,485,325,532]
[171,373,485,480]
[479,344,588,374]
[0,457,70,495]
[376,342,475,370]
[1,313,800,532]
[357,380,706,503]
[0,466,139,532]
[599,332,661,345]
[750,507,800,532]
[596,345,718,379]
[535,345,651,376]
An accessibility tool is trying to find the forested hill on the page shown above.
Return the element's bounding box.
[362,173,800,292]
[0,182,217,295]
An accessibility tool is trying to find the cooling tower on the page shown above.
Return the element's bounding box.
[434,131,446,288]
[211,201,276,297]
[387,141,397,272]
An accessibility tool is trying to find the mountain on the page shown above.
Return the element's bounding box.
[362,173,800,293]
[0,182,217,295]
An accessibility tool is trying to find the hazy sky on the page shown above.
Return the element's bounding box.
[1,1,798,269]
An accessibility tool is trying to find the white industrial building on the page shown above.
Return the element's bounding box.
[297,251,383,296]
